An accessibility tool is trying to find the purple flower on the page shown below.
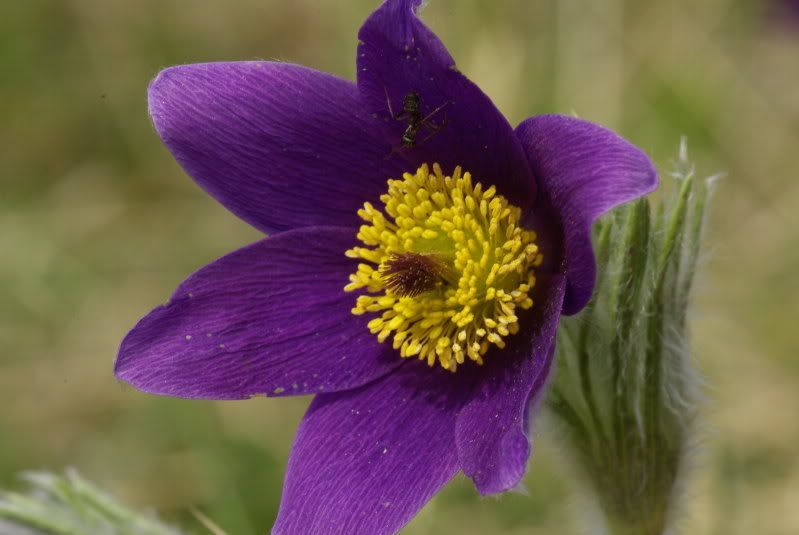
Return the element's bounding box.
[115,0,657,533]
[769,0,799,28]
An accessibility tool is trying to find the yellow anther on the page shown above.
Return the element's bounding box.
[344,164,542,371]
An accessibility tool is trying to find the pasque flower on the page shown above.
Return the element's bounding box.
[115,0,657,532]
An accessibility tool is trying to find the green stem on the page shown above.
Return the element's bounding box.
[578,222,613,450]
[610,200,650,511]
[644,176,693,460]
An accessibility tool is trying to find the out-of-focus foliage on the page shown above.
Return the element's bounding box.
[0,469,183,535]
[0,1,797,534]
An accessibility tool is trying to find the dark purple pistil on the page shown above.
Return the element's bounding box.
[380,252,449,297]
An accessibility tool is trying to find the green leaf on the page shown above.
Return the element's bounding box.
[0,469,186,535]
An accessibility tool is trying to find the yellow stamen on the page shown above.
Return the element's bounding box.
[345,164,542,372]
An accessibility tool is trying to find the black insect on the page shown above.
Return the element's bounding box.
[385,89,449,149]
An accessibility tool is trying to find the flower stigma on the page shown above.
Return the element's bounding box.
[345,164,543,371]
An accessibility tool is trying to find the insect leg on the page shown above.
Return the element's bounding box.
[420,100,451,124]
[383,86,407,120]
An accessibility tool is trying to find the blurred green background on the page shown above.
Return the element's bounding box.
[1,0,797,533]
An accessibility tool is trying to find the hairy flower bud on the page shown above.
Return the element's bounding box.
[546,139,716,535]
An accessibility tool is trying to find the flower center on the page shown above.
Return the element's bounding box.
[344,164,543,371]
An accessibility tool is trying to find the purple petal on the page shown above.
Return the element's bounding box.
[115,227,402,400]
[273,361,466,535]
[149,61,407,233]
[357,0,535,207]
[515,115,658,314]
[455,275,567,494]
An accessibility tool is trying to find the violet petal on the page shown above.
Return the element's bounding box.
[357,0,535,207]
[455,275,567,494]
[273,361,466,535]
[149,61,407,233]
[115,227,401,399]
[516,115,658,314]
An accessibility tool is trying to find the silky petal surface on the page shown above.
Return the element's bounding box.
[149,61,407,233]
[515,115,658,314]
[357,0,535,207]
[273,362,466,535]
[115,227,401,400]
[455,275,567,494]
